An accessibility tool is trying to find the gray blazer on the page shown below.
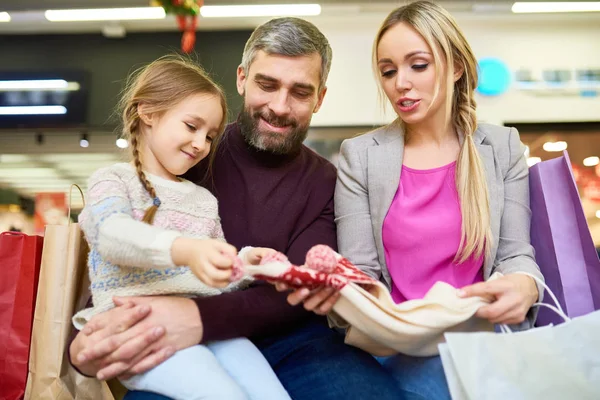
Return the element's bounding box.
[334,121,544,326]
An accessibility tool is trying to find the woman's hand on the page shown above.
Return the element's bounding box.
[458,274,539,325]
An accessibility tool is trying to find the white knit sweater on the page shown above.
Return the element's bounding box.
[72,163,251,329]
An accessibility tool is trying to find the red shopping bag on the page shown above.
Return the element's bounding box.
[0,231,44,400]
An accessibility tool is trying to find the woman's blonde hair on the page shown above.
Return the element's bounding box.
[118,55,228,225]
[373,0,491,263]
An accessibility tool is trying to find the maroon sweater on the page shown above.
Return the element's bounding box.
[184,122,338,342]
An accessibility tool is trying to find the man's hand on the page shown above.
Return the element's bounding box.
[70,296,203,381]
[70,302,162,378]
[275,282,340,315]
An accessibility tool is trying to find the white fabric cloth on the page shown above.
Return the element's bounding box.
[247,257,494,357]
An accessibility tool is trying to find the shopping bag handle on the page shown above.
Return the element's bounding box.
[498,271,570,334]
[0,231,26,237]
[68,184,85,223]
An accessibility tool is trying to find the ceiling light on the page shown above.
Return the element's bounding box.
[0,105,67,115]
[512,2,600,13]
[116,138,129,149]
[584,156,600,167]
[45,7,166,22]
[80,133,89,148]
[0,79,67,89]
[542,141,568,152]
[200,4,321,18]
[102,23,127,39]
[527,157,542,167]
[0,12,10,22]
[0,79,80,91]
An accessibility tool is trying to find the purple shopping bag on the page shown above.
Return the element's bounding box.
[529,150,600,326]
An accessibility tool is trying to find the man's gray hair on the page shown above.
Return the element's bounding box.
[240,17,333,90]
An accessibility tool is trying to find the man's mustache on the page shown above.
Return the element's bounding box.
[254,111,298,128]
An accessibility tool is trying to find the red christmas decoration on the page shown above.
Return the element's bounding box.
[153,0,203,53]
[177,14,198,53]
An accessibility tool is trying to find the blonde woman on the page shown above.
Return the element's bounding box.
[334,1,544,398]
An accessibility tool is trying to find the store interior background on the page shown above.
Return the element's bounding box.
[1,0,600,246]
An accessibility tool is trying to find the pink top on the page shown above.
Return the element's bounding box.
[382,161,484,303]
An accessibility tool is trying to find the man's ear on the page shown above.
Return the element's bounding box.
[137,103,154,126]
[236,65,247,96]
[313,86,328,114]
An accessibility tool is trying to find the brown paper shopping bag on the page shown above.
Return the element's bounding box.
[24,185,119,400]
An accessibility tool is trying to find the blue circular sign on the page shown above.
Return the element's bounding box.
[477,58,511,96]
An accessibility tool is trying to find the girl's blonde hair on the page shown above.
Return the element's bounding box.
[373,0,491,263]
[118,55,228,224]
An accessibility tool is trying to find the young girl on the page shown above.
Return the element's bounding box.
[335,1,543,399]
[73,56,291,400]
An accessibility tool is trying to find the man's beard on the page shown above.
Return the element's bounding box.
[238,105,309,155]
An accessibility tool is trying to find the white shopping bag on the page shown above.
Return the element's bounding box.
[439,273,600,400]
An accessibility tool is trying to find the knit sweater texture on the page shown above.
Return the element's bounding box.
[72,163,251,329]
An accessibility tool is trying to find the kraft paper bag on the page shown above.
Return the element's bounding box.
[25,185,122,400]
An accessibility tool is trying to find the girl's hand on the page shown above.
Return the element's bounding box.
[172,238,237,288]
